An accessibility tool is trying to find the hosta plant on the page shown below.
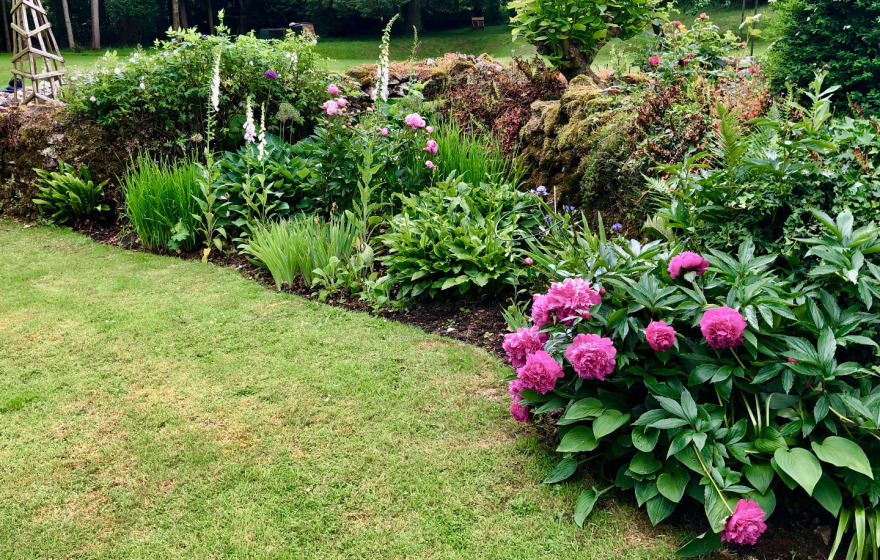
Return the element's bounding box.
[33,163,110,223]
[504,210,880,558]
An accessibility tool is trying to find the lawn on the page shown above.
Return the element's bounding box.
[0,6,777,78]
[0,221,679,559]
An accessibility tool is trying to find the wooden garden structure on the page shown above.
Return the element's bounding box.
[9,0,66,104]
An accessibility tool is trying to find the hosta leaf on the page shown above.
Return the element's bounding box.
[743,463,775,494]
[812,474,842,517]
[631,426,660,452]
[564,398,605,420]
[812,436,873,479]
[544,456,578,484]
[773,448,823,495]
[574,487,600,527]
[593,409,629,439]
[676,531,722,558]
[646,495,676,525]
[657,466,689,502]
[557,426,599,453]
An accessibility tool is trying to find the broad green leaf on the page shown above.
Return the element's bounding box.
[564,398,605,420]
[657,467,689,502]
[544,456,578,484]
[812,474,843,517]
[632,426,660,452]
[630,452,663,475]
[593,409,629,439]
[812,437,873,479]
[574,487,600,527]
[744,463,775,494]
[646,495,676,525]
[773,448,823,495]
[557,426,599,453]
[676,531,722,557]
[535,396,567,414]
[745,489,776,519]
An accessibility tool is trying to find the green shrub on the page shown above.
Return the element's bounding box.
[33,163,110,223]
[637,14,743,80]
[121,156,202,252]
[241,214,359,290]
[377,174,541,299]
[434,121,526,187]
[650,74,880,254]
[510,210,880,558]
[768,0,880,113]
[67,19,327,149]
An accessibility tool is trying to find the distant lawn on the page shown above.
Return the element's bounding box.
[0,6,777,79]
[0,221,680,559]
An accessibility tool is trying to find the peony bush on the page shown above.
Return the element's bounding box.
[504,209,880,557]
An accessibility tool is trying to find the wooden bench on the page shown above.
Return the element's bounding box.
[471,17,485,29]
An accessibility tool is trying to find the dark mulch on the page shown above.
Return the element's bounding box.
[62,219,833,560]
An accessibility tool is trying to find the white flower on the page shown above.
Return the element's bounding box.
[210,50,221,112]
[243,97,256,143]
[114,67,121,75]
[257,102,267,161]
[139,82,145,90]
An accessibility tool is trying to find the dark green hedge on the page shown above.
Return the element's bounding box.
[768,0,880,113]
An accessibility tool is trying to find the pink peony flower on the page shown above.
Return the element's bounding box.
[405,113,426,129]
[377,127,389,136]
[646,321,676,352]
[426,126,434,134]
[503,326,549,368]
[673,20,682,25]
[515,351,564,394]
[90,96,97,102]
[425,139,439,155]
[336,97,348,107]
[668,251,710,279]
[323,100,340,116]
[545,278,602,324]
[510,399,530,422]
[327,84,340,95]
[700,307,747,349]
[425,160,435,169]
[721,499,767,545]
[699,12,708,19]
[531,293,551,327]
[524,257,533,266]
[565,334,617,380]
[649,55,661,66]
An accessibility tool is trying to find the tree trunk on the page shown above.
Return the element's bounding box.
[407,0,422,33]
[61,0,75,49]
[740,0,747,39]
[1,0,11,53]
[171,0,180,31]
[180,0,188,29]
[237,0,245,34]
[206,0,214,34]
[750,0,759,56]
[90,0,100,50]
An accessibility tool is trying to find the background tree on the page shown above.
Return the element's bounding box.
[90,0,100,49]
[2,0,11,52]
[508,0,657,81]
[60,0,75,48]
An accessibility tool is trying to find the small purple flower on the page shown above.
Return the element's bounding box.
[265,69,277,80]
[563,205,576,213]
[544,216,554,224]
[532,186,548,196]
[612,223,623,232]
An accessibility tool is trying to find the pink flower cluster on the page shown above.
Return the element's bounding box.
[668,251,709,279]
[649,56,661,66]
[700,307,747,349]
[323,100,340,116]
[565,334,617,380]
[327,84,340,95]
[503,326,549,368]
[511,351,564,395]
[405,113,426,130]
[721,499,767,545]
[532,278,602,327]
[425,139,439,155]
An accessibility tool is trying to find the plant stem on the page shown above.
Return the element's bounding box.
[693,442,734,515]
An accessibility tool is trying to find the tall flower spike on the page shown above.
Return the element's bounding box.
[243,97,256,143]
[257,103,267,162]
[210,50,221,113]
[375,15,399,102]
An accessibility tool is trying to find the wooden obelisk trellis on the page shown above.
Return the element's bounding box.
[9,0,66,104]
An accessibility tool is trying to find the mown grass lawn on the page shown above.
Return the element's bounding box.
[0,221,678,559]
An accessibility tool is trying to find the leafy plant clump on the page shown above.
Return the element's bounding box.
[33,163,110,223]
[67,13,327,150]
[121,156,202,252]
[503,208,880,558]
[377,174,542,300]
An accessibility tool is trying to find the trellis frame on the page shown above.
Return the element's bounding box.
[9,0,66,104]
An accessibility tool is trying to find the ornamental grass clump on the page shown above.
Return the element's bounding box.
[504,208,880,558]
